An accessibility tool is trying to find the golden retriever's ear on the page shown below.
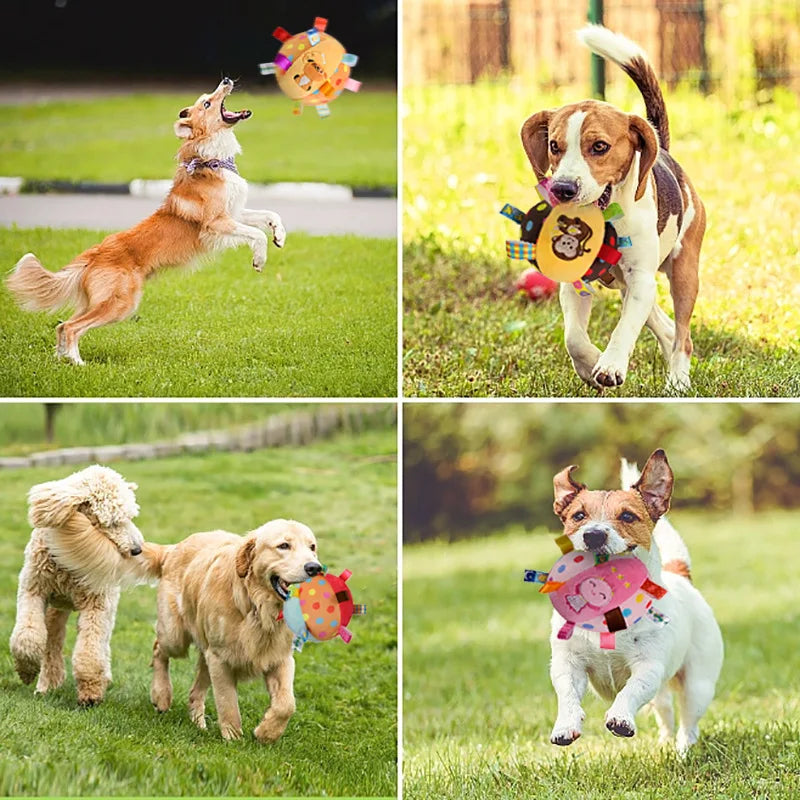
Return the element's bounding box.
[27,479,84,529]
[628,114,659,201]
[632,449,673,520]
[236,538,256,578]
[553,465,586,518]
[520,110,552,180]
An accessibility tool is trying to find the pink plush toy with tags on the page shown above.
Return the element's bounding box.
[525,537,668,650]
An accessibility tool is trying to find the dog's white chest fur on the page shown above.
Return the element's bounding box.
[223,170,248,217]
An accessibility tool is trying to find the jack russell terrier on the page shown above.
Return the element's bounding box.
[547,450,723,755]
[521,26,705,392]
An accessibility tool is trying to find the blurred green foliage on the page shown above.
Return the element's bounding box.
[403,402,800,541]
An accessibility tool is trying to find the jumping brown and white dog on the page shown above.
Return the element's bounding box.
[6,78,286,365]
[521,27,705,391]
[140,519,320,743]
[547,450,723,755]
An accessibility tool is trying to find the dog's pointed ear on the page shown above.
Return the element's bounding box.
[521,110,552,180]
[628,114,659,201]
[174,109,193,139]
[553,465,586,518]
[27,479,85,529]
[235,538,256,578]
[632,449,673,520]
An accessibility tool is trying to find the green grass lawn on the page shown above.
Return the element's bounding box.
[403,83,800,397]
[0,90,396,189]
[403,513,800,799]
[0,228,396,397]
[0,427,397,797]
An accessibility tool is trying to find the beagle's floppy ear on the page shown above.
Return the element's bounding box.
[632,449,673,520]
[521,110,552,180]
[553,465,586,518]
[628,114,659,201]
[27,478,85,529]
[235,537,256,578]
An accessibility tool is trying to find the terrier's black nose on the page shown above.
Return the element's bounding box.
[551,179,579,202]
[130,546,142,556]
[304,562,323,577]
[222,77,233,85]
[583,528,607,551]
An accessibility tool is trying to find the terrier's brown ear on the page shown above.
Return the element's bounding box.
[553,465,586,518]
[632,449,674,520]
[235,538,256,578]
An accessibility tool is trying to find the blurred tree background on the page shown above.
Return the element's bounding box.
[403,402,800,542]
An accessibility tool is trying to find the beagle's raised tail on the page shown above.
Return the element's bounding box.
[577,24,671,150]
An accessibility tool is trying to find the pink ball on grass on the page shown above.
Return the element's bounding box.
[516,268,558,301]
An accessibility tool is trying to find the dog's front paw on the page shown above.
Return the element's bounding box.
[550,720,582,746]
[269,220,286,249]
[605,714,636,738]
[591,350,629,387]
[219,721,243,741]
[252,260,264,273]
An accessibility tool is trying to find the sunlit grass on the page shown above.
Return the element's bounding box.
[403,82,800,397]
[403,513,800,799]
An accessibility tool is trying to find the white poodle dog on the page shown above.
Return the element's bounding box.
[9,464,145,705]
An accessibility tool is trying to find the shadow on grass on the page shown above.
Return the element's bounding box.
[403,246,800,398]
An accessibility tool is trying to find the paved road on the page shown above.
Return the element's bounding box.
[0,192,397,238]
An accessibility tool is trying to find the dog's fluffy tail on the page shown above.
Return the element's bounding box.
[576,24,671,150]
[620,458,692,580]
[6,253,86,313]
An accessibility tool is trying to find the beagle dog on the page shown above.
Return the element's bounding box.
[521,26,705,392]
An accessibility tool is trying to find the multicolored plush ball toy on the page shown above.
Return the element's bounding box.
[525,534,668,650]
[258,17,361,118]
[280,568,366,651]
[501,179,632,297]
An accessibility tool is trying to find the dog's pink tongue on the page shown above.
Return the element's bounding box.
[223,108,252,123]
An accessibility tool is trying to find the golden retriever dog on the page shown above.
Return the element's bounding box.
[6,77,286,365]
[140,519,321,742]
[10,465,145,705]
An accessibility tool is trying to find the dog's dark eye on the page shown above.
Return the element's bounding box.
[277,542,291,550]
[618,510,639,523]
[549,140,560,155]
[591,141,610,155]
[203,100,211,109]
[572,510,586,521]
[310,543,316,552]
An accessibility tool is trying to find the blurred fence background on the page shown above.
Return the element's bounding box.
[403,402,800,542]
[403,0,800,97]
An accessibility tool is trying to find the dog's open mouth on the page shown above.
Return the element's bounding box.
[270,574,292,601]
[220,100,252,125]
[595,184,612,210]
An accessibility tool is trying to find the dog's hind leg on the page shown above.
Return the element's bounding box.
[9,587,47,685]
[254,656,297,743]
[649,685,676,744]
[150,637,174,713]
[666,198,704,393]
[559,284,602,387]
[58,272,142,365]
[645,303,675,364]
[188,651,211,730]
[72,597,117,706]
[36,607,70,694]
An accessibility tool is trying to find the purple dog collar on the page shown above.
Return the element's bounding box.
[182,157,239,176]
